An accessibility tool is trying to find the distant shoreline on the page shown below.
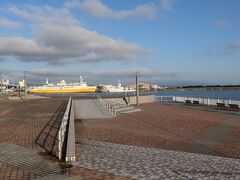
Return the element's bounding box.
[161,86,240,92]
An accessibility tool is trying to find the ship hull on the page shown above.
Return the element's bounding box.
[29,87,96,93]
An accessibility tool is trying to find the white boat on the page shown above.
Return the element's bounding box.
[97,81,135,93]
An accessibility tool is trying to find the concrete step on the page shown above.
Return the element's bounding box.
[112,104,129,110]
[114,106,134,113]
[122,108,142,114]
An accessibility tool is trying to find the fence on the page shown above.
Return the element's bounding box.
[98,96,117,115]
[155,96,174,102]
[32,91,155,98]
[65,101,76,162]
[155,95,240,106]
[58,97,76,161]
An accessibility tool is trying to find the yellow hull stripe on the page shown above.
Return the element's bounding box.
[29,87,96,93]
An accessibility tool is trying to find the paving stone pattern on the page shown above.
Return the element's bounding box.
[0,99,64,179]
[0,143,61,177]
[75,139,240,179]
[0,98,127,179]
[36,100,67,158]
[0,161,38,180]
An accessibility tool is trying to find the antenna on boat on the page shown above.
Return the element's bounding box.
[118,80,121,88]
[80,76,83,83]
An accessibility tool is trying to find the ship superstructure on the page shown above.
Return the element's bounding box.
[97,81,135,93]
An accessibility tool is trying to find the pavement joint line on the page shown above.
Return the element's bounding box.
[0,143,61,176]
[75,139,240,179]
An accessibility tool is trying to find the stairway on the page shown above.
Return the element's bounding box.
[104,100,141,115]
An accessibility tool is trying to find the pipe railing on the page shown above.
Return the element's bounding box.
[58,97,72,160]
[98,96,116,115]
[65,101,76,162]
[155,95,240,106]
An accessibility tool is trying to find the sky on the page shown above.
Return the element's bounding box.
[0,0,239,86]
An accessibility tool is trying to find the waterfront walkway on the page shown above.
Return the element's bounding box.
[0,143,61,179]
[74,99,114,120]
[75,139,240,179]
[2,97,240,179]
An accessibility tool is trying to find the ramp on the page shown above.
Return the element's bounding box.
[74,100,115,120]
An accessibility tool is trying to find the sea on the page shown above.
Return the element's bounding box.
[155,90,240,100]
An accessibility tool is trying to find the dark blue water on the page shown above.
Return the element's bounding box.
[156,90,240,100]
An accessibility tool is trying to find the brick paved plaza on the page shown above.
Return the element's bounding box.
[76,102,240,159]
[0,98,125,179]
[75,139,240,179]
[1,97,240,179]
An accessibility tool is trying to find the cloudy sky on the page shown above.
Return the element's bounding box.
[0,0,239,86]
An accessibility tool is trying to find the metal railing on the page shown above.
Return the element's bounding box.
[65,101,76,162]
[155,96,174,102]
[58,97,72,160]
[32,91,155,98]
[98,96,117,115]
[173,96,240,106]
[155,95,240,106]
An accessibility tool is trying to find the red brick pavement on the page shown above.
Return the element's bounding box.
[76,102,238,156]
[0,98,128,179]
[0,162,38,180]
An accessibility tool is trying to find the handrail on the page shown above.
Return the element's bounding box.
[66,101,76,162]
[58,97,72,160]
[155,95,240,107]
[98,96,116,115]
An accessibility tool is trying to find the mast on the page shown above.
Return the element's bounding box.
[80,76,83,83]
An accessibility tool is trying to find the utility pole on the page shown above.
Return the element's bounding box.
[24,71,27,98]
[136,72,139,106]
[0,73,2,96]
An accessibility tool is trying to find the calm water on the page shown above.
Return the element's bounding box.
[156,90,240,100]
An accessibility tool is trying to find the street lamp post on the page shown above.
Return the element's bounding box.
[136,72,139,106]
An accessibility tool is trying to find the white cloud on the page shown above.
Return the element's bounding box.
[9,5,80,26]
[215,20,231,28]
[0,5,151,65]
[0,25,149,64]
[222,43,240,55]
[0,56,6,62]
[161,0,173,11]
[27,67,178,84]
[66,0,158,20]
[0,18,20,29]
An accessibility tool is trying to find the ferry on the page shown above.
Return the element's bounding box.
[28,76,96,93]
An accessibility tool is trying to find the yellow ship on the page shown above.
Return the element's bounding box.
[28,76,96,93]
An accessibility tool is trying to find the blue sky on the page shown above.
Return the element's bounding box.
[0,0,239,86]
